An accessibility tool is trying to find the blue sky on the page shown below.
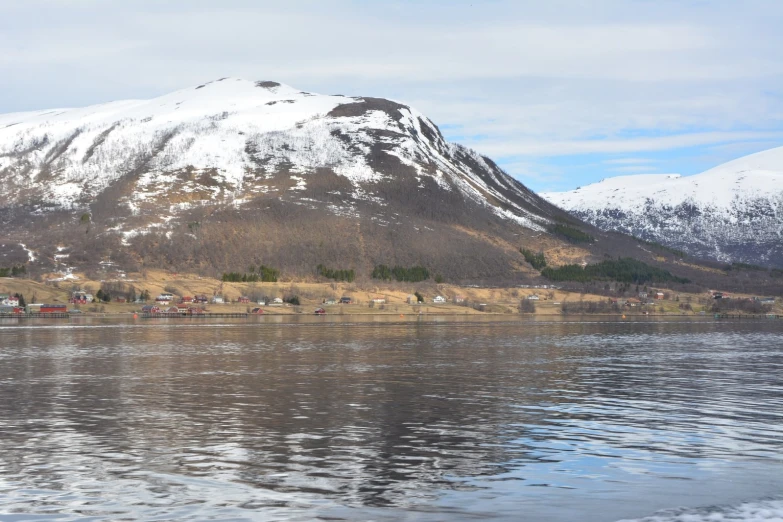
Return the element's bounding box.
[1,0,782,192]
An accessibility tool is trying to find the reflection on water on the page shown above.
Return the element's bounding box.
[0,318,782,521]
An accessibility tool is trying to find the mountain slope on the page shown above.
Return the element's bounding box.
[542,148,783,267]
[0,78,582,281]
[4,78,770,289]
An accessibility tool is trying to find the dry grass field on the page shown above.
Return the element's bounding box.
[1,269,779,316]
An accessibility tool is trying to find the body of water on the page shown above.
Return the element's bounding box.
[1,317,782,521]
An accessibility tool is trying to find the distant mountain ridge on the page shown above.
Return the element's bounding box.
[542,147,783,267]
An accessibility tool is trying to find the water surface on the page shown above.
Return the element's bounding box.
[1,317,782,521]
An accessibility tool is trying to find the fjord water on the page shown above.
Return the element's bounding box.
[1,317,782,521]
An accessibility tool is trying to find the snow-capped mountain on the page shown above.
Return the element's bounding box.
[542,147,783,267]
[0,78,544,227]
[0,78,576,280]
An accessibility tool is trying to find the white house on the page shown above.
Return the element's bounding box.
[433,295,446,304]
[272,297,284,305]
[211,296,224,304]
[1,295,19,306]
[156,293,175,305]
[527,295,540,301]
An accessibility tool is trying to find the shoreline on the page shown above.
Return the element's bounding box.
[2,270,779,319]
[0,312,783,325]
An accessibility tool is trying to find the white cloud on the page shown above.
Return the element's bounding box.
[609,165,659,173]
[603,158,658,165]
[465,131,783,157]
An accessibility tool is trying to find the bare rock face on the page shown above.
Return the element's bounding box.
[543,149,783,268]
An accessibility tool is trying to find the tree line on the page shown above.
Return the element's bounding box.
[371,264,430,282]
[316,264,355,282]
[541,257,690,284]
[634,236,687,258]
[0,265,26,277]
[520,248,547,270]
[548,223,595,244]
[222,265,279,282]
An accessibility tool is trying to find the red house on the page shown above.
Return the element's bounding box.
[237,296,250,304]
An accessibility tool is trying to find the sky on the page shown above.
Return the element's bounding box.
[1,0,782,192]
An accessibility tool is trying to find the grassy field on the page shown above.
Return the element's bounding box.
[1,269,779,316]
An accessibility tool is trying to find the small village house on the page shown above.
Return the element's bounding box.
[432,295,446,304]
[70,291,93,304]
[39,304,67,314]
[1,295,20,307]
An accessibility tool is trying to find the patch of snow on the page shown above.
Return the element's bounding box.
[19,243,36,262]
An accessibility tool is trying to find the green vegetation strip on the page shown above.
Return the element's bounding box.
[520,248,547,270]
[548,223,595,244]
[634,237,687,258]
[222,265,279,282]
[316,264,356,282]
[541,257,690,284]
[0,265,26,277]
[372,264,430,283]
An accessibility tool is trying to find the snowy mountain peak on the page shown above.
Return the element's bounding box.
[543,147,783,267]
[0,79,572,280]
